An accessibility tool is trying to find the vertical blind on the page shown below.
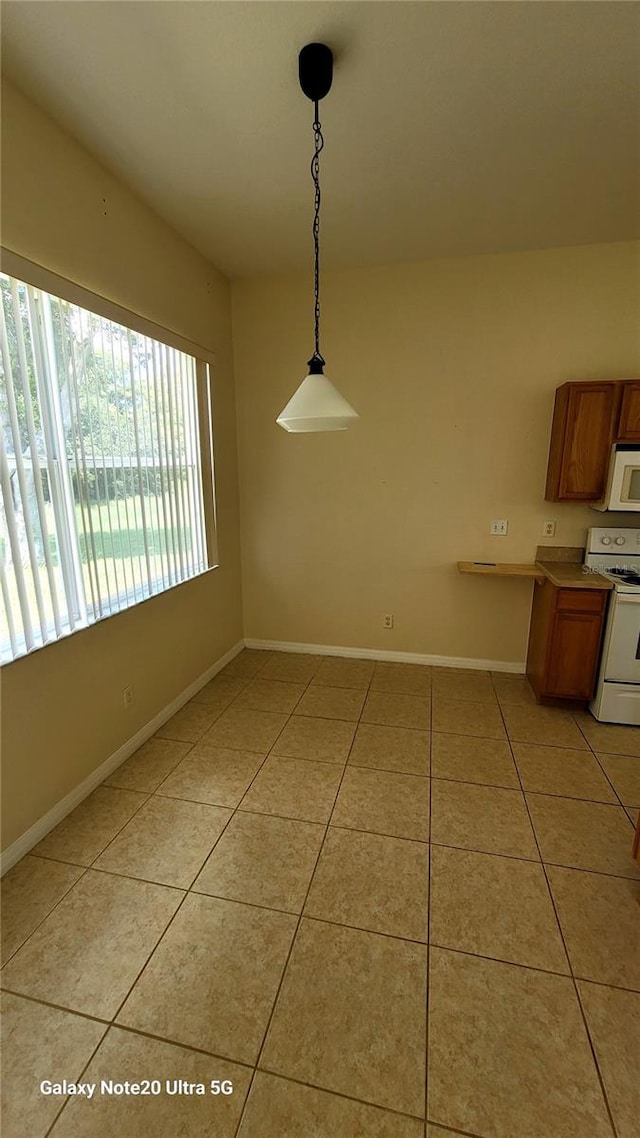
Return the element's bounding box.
[0,273,210,663]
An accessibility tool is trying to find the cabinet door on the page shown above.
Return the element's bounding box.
[526,580,555,698]
[546,610,604,699]
[546,383,619,501]
[617,381,640,442]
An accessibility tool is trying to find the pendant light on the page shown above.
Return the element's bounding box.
[276,43,359,433]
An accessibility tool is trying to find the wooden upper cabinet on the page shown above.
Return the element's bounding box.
[545,382,620,501]
[617,381,640,441]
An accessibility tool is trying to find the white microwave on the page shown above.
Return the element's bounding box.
[593,446,640,511]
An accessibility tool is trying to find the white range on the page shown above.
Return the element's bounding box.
[586,527,640,725]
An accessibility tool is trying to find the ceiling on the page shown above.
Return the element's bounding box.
[2,1,639,278]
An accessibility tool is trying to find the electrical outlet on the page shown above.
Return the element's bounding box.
[123,684,134,709]
[490,520,508,536]
[383,614,394,629]
[542,521,557,538]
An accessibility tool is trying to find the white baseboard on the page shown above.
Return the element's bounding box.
[244,637,525,674]
[0,639,244,876]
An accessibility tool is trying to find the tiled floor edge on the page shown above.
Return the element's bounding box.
[0,639,246,877]
[489,676,622,1138]
[231,695,365,1134]
[243,638,526,674]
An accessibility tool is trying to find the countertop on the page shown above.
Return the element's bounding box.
[535,560,613,590]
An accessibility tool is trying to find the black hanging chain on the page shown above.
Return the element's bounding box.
[310,98,325,366]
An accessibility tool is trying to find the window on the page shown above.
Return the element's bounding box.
[0,270,215,663]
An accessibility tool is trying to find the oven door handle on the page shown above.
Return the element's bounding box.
[615,594,640,604]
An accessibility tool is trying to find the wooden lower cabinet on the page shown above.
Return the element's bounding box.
[526,582,608,702]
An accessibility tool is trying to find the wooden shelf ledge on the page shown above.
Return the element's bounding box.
[457,561,546,583]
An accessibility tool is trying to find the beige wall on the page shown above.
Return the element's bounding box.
[232,241,640,664]
[1,81,243,851]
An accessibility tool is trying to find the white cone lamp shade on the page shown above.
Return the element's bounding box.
[276,369,359,432]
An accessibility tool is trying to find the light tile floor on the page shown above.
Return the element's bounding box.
[2,650,639,1138]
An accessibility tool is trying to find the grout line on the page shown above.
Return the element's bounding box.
[262,909,429,948]
[428,839,640,881]
[229,806,327,829]
[425,1122,487,1138]
[21,852,90,869]
[491,678,620,1138]
[0,987,111,1025]
[231,802,344,826]
[344,759,430,777]
[231,660,378,1136]
[151,682,253,744]
[185,888,302,919]
[431,722,637,755]
[2,774,171,969]
[106,894,188,1024]
[433,776,623,806]
[323,820,429,845]
[361,719,431,733]
[248,1065,427,1123]
[426,941,574,982]
[284,710,364,723]
[81,865,188,893]
[555,974,640,997]
[428,840,534,865]
[0,863,92,970]
[98,1021,256,1070]
[42,1016,109,1138]
[579,733,638,814]
[523,791,638,820]
[257,751,348,766]
[37,789,155,875]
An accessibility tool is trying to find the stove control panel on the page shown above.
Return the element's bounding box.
[586,527,640,553]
